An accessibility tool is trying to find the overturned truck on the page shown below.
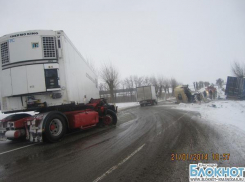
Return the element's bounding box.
[0,30,117,142]
[174,85,202,103]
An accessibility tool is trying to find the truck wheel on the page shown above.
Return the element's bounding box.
[43,114,67,142]
[103,109,117,125]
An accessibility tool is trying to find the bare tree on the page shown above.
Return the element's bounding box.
[162,78,170,100]
[231,61,245,78]
[99,83,106,91]
[133,75,144,87]
[149,76,159,95]
[143,76,151,86]
[98,83,108,98]
[124,76,134,100]
[100,63,120,103]
[216,78,224,88]
[199,81,204,88]
[158,77,164,99]
[204,81,210,87]
[170,78,178,96]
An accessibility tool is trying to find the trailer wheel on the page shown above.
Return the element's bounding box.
[43,114,67,142]
[103,109,117,125]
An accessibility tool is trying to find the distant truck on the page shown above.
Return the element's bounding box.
[0,30,117,142]
[174,85,202,103]
[136,86,157,106]
[174,85,193,103]
[225,76,245,100]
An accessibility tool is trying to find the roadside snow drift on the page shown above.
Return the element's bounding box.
[114,102,140,111]
[173,100,245,132]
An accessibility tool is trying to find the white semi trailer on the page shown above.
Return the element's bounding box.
[0,30,99,111]
[0,30,117,142]
[136,86,158,106]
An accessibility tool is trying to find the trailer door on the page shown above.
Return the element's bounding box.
[1,69,12,96]
[136,87,144,101]
[26,64,46,93]
[144,86,152,100]
[11,66,28,95]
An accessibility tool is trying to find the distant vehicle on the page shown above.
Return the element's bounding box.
[174,85,202,103]
[174,85,192,103]
[0,30,117,142]
[206,86,217,100]
[136,86,157,106]
[225,76,245,100]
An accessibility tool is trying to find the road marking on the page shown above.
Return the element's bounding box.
[0,143,37,155]
[156,112,189,136]
[176,112,189,121]
[93,143,146,182]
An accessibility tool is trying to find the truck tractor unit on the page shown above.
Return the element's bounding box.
[136,86,158,106]
[0,30,117,142]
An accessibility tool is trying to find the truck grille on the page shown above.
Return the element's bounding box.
[42,37,56,58]
[1,42,9,64]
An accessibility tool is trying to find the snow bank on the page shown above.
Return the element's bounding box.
[110,102,139,110]
[173,100,245,132]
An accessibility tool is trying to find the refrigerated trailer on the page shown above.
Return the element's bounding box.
[0,30,117,142]
[136,86,157,106]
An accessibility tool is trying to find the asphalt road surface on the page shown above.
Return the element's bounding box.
[1,102,245,182]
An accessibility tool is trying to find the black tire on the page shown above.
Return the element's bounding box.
[140,104,144,107]
[105,109,117,125]
[43,113,67,142]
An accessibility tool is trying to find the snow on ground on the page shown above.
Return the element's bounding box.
[173,100,245,132]
[111,102,140,111]
[113,99,174,111]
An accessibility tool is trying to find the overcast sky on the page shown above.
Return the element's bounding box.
[1,0,245,85]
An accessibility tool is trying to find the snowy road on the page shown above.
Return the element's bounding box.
[0,102,245,182]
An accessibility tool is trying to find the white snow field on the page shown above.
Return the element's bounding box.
[173,100,245,132]
[114,102,140,111]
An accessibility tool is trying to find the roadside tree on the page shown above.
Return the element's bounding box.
[100,63,120,103]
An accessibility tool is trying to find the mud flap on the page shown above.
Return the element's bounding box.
[0,132,7,141]
[28,122,43,142]
[0,128,7,141]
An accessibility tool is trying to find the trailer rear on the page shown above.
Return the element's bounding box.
[136,86,157,106]
[225,76,245,100]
